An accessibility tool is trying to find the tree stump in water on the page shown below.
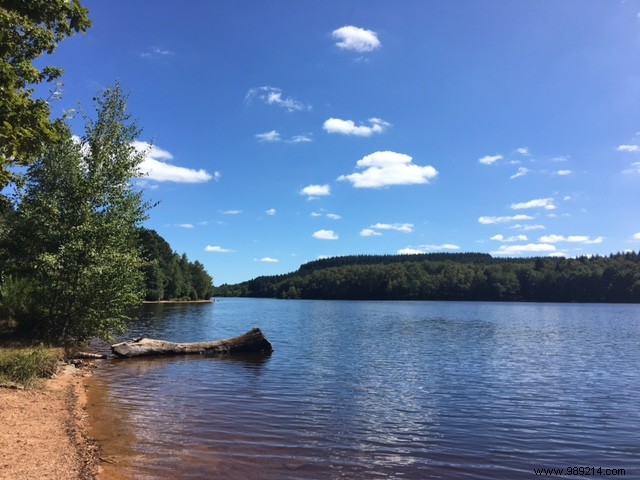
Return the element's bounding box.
[111,327,273,358]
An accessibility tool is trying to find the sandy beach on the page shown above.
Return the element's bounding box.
[0,364,100,480]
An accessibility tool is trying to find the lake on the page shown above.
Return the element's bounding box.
[88,299,640,479]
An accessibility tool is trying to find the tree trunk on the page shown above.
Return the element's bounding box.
[111,327,273,358]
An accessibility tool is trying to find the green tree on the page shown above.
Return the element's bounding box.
[0,0,91,189]
[8,84,150,342]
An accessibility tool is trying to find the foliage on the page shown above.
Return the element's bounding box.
[0,0,91,189]
[4,84,150,342]
[138,228,214,301]
[0,345,61,387]
[215,252,640,303]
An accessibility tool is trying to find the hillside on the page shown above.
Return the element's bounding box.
[214,252,640,303]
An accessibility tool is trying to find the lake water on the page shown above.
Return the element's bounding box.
[88,299,640,479]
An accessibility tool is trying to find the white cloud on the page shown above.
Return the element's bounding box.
[179,224,194,229]
[313,229,339,240]
[133,141,214,183]
[370,223,414,233]
[478,214,534,225]
[538,234,604,244]
[555,170,572,176]
[515,147,530,156]
[258,257,279,263]
[245,86,311,112]
[632,232,640,241]
[205,245,234,253]
[511,224,546,231]
[323,117,390,137]
[290,134,313,143]
[397,244,460,254]
[338,151,438,188]
[479,154,503,165]
[266,208,276,216]
[222,209,242,215]
[511,198,556,210]
[623,161,640,174]
[491,234,528,242]
[617,145,640,153]
[300,184,331,199]
[256,130,281,142]
[360,228,383,237]
[140,47,173,58]
[310,212,323,217]
[510,167,529,179]
[332,25,381,53]
[326,213,342,220]
[491,244,557,255]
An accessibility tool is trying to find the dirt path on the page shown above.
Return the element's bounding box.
[0,365,99,480]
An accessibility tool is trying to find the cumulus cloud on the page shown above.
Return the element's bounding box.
[511,224,546,231]
[370,223,413,233]
[617,145,640,153]
[510,167,529,179]
[479,154,503,165]
[511,198,556,210]
[623,161,640,174]
[205,245,234,253]
[179,224,194,229]
[360,228,383,237]
[258,257,279,263]
[478,214,534,225]
[491,234,528,242]
[313,229,339,240]
[323,117,390,137]
[397,244,460,254]
[300,184,331,199]
[245,86,311,112]
[491,244,557,255]
[256,130,281,142]
[538,234,604,244]
[555,170,572,176]
[256,131,313,144]
[266,208,277,216]
[338,151,438,188]
[332,25,381,52]
[326,213,342,220]
[632,232,640,241]
[133,141,214,184]
[515,147,530,156]
[222,209,242,215]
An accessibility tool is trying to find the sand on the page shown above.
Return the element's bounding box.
[0,364,100,480]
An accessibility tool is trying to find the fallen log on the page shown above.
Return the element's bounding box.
[111,327,273,358]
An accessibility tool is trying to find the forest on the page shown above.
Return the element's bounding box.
[138,228,213,302]
[215,252,640,303]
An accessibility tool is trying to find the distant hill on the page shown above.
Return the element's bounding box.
[214,252,640,303]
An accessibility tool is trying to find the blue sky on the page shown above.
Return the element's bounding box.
[44,0,640,284]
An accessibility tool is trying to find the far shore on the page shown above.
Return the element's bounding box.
[142,299,214,304]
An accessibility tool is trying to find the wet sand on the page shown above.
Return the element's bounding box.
[0,364,100,480]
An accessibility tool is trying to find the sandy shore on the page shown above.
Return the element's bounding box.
[0,364,100,480]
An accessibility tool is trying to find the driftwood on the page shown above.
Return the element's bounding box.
[111,327,273,358]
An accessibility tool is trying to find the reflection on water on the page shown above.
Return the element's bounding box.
[89,299,640,479]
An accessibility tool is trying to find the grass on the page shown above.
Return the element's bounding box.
[0,345,62,388]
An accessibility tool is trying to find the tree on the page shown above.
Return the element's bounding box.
[8,84,150,342]
[0,0,91,189]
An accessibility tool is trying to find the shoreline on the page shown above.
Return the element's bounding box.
[142,299,214,304]
[0,364,102,480]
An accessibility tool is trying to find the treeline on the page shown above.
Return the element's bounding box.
[215,252,640,303]
[138,229,213,301]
